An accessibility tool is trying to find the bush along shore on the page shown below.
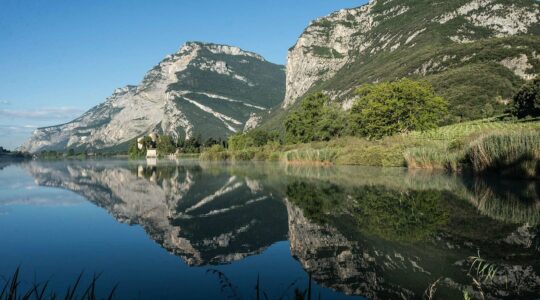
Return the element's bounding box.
[201,79,540,179]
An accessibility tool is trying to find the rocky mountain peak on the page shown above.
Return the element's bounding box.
[280,0,540,120]
[20,41,285,153]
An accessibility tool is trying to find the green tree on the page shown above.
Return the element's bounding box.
[229,133,255,150]
[157,135,176,155]
[315,103,346,141]
[512,78,540,119]
[285,93,345,144]
[182,135,202,153]
[128,138,145,159]
[349,79,447,139]
[228,129,280,150]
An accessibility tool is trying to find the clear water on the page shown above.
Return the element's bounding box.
[0,160,538,299]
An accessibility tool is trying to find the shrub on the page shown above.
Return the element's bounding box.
[404,146,462,171]
[199,144,230,161]
[157,135,176,155]
[512,78,540,119]
[234,149,256,161]
[128,139,145,159]
[285,93,345,144]
[349,79,448,139]
[229,133,255,151]
[229,129,280,151]
[180,135,203,153]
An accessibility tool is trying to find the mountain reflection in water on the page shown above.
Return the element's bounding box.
[11,160,540,299]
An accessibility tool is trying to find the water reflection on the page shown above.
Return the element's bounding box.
[14,160,540,299]
[26,161,288,266]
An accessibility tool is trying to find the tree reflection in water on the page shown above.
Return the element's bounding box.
[19,160,540,299]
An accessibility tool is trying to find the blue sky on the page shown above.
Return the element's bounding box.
[0,0,366,150]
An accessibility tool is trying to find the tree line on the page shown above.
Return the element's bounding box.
[128,134,227,158]
[221,77,539,151]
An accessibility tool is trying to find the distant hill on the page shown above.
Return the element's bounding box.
[20,42,285,153]
[267,0,539,127]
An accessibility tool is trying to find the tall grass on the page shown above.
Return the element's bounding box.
[282,148,337,164]
[207,269,317,300]
[200,144,280,162]
[465,131,540,178]
[404,146,462,171]
[200,118,540,176]
[405,118,540,178]
[0,268,117,300]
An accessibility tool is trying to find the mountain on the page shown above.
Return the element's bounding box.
[20,42,285,153]
[277,0,540,123]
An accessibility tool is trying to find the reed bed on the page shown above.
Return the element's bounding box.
[0,268,117,300]
[200,118,540,178]
[465,131,540,178]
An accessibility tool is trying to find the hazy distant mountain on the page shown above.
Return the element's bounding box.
[20,42,285,153]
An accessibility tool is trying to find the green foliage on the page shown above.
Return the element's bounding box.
[349,79,448,139]
[200,144,231,161]
[405,118,540,178]
[283,148,337,164]
[228,133,255,151]
[128,134,177,158]
[128,139,145,159]
[310,46,344,59]
[200,139,281,162]
[0,147,31,160]
[203,137,226,148]
[465,131,540,178]
[270,3,540,126]
[179,136,203,153]
[512,78,540,119]
[284,93,346,144]
[156,135,176,156]
[228,129,279,151]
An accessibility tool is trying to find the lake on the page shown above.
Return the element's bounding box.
[0,160,539,299]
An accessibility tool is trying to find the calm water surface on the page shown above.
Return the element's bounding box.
[0,160,539,299]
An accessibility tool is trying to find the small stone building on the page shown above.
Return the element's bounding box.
[136,132,160,158]
[146,149,158,158]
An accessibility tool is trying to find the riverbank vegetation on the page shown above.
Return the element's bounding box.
[201,79,540,179]
[0,268,116,300]
[0,146,31,161]
[128,134,226,159]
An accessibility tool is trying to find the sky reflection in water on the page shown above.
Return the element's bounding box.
[0,160,538,299]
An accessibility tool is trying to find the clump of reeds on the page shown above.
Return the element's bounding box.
[403,146,462,171]
[404,131,540,178]
[0,268,117,300]
[465,131,540,178]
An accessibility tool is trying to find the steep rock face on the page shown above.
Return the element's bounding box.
[283,0,377,108]
[282,0,540,119]
[20,42,285,153]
